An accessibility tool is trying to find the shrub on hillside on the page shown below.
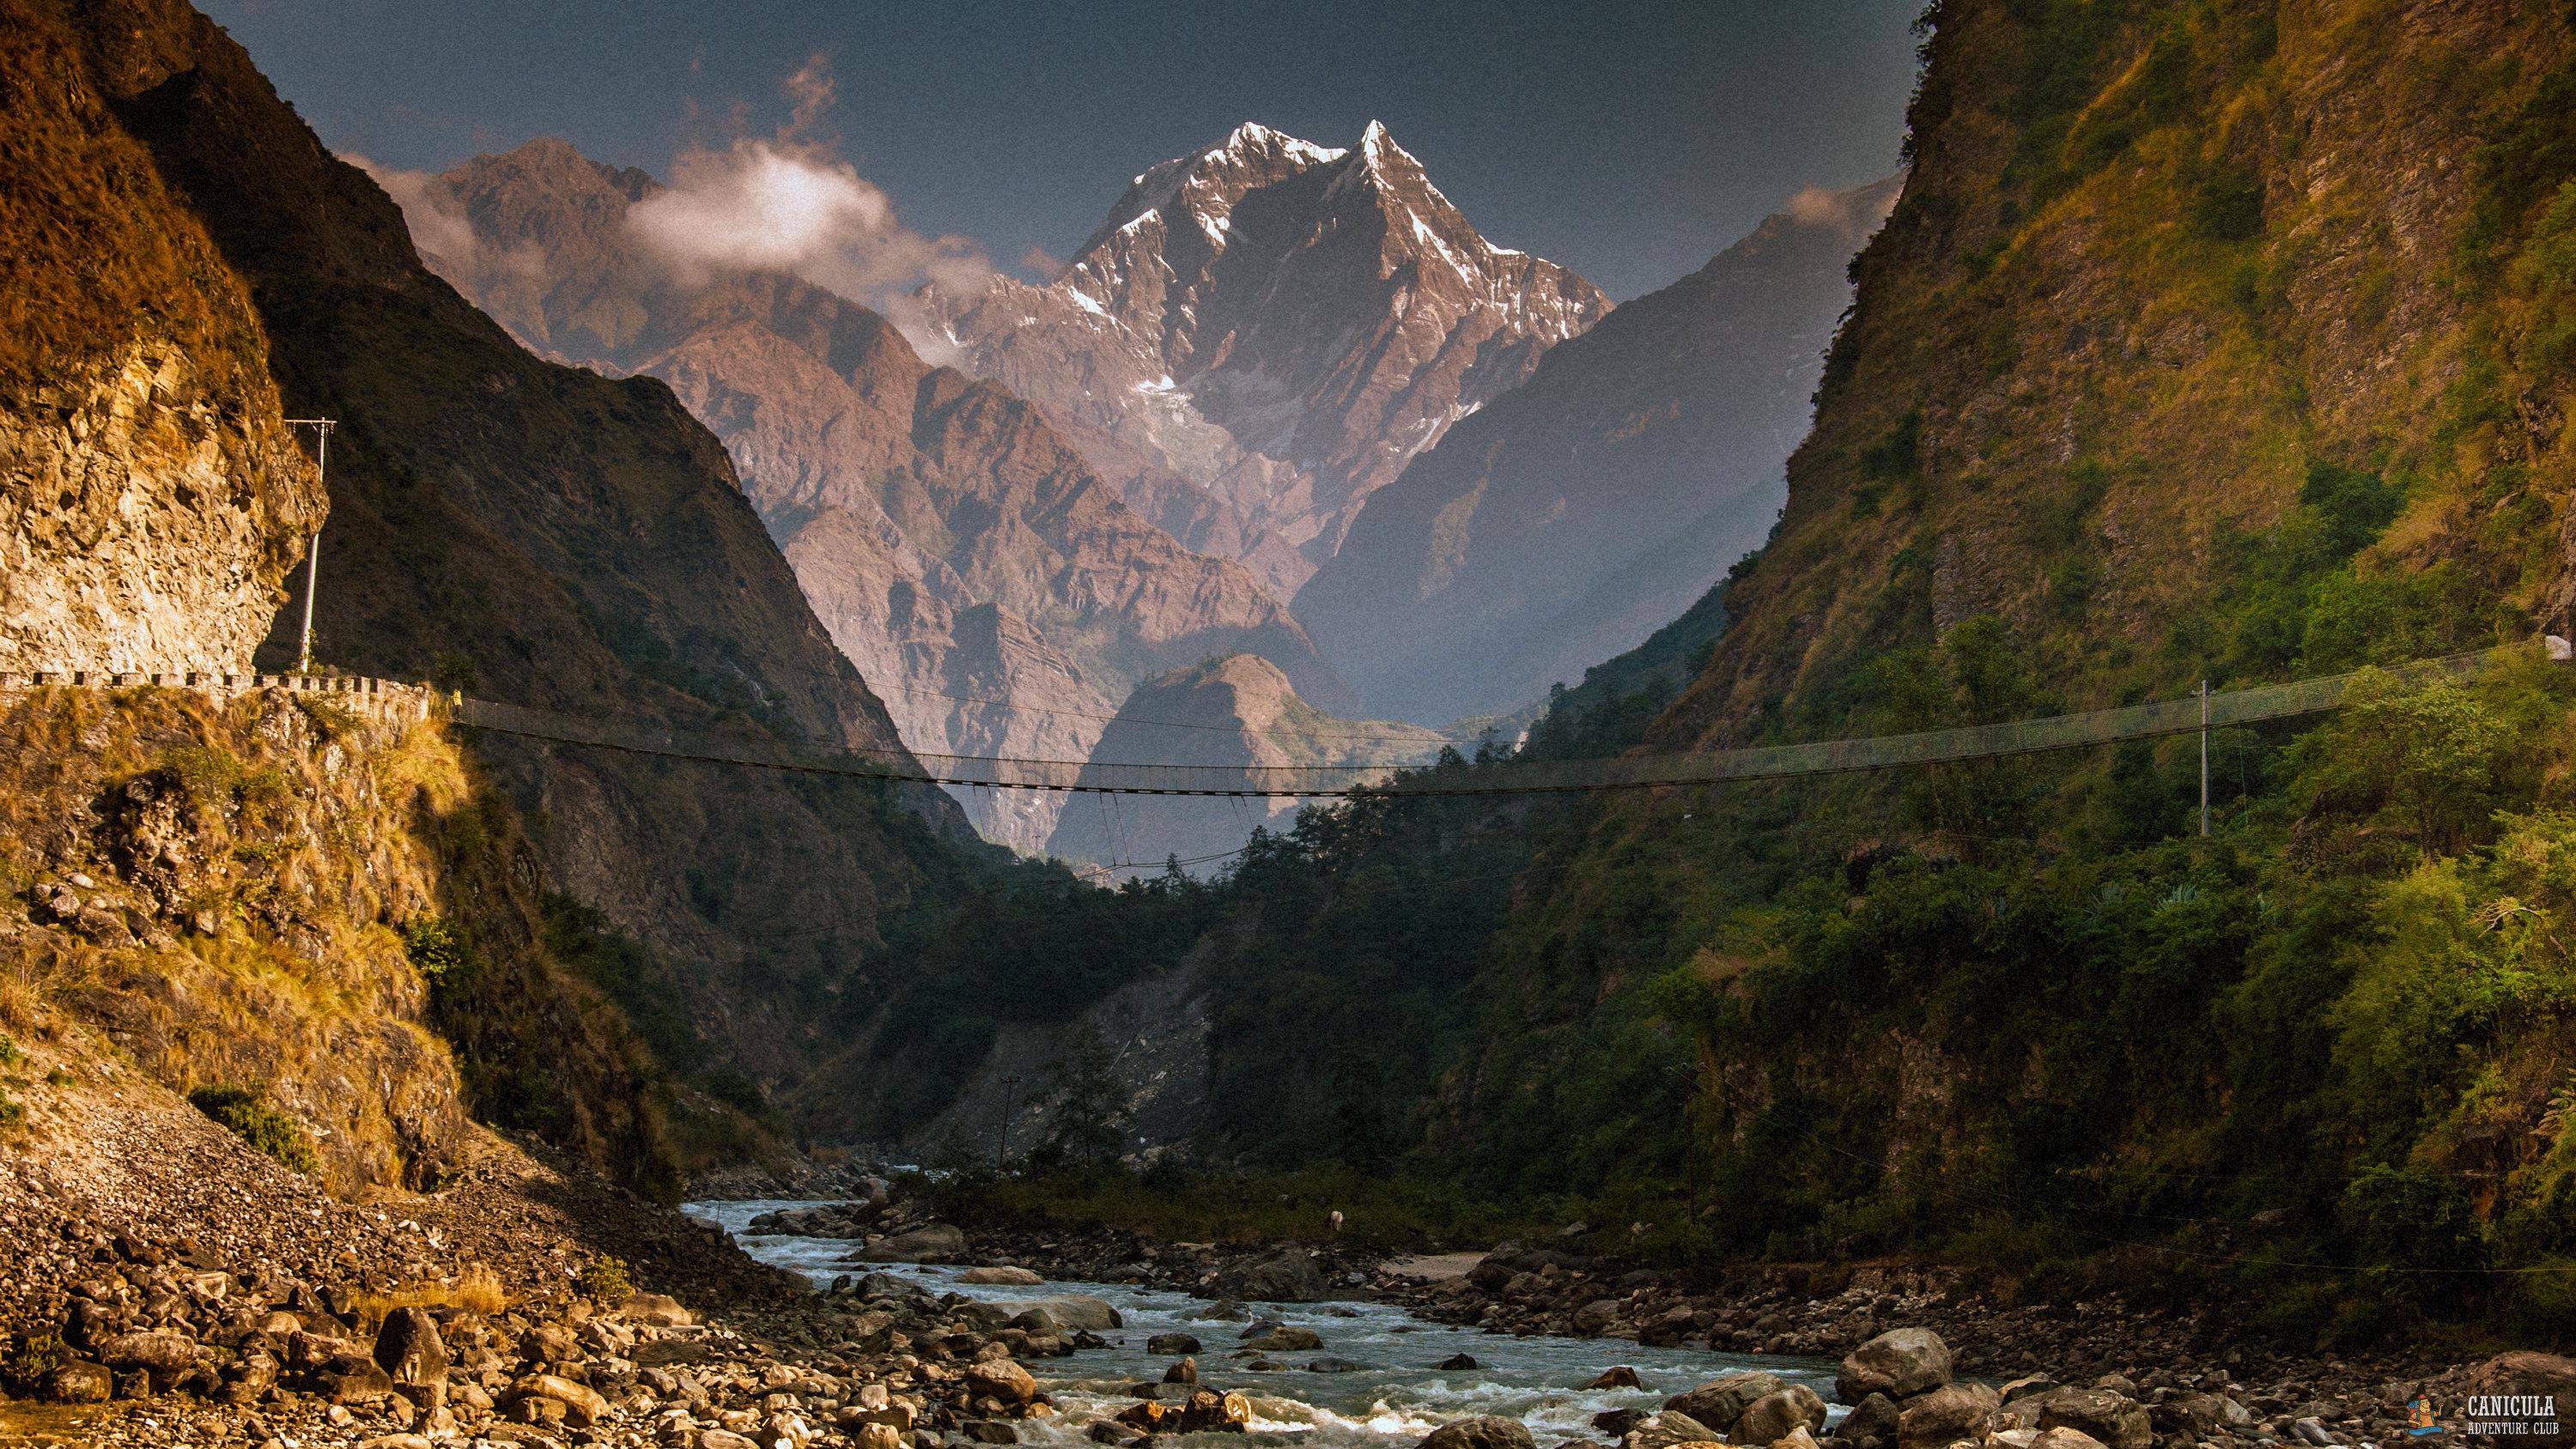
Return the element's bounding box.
[188,1084,319,1176]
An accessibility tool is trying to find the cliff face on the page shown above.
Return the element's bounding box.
[1435,0,2576,1282]
[31,0,1006,1122]
[1662,0,2571,743]
[1296,177,1899,724]
[402,140,1349,851]
[0,1,323,672]
[924,122,1612,596]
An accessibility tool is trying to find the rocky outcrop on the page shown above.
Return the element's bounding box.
[0,682,669,1192]
[404,139,1350,852]
[1294,177,1898,723]
[924,121,1612,596]
[1042,654,1449,876]
[0,0,323,673]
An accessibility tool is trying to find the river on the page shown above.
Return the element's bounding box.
[687,1200,1842,1448]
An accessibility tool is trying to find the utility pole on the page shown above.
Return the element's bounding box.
[995,1073,1021,1173]
[2199,678,2210,839]
[284,418,335,674]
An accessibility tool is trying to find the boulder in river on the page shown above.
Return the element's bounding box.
[1735,1386,1828,1447]
[2025,1387,2150,1449]
[1245,1325,1324,1352]
[1208,1248,1331,1302]
[1620,1409,1722,1449]
[1838,1328,1953,1404]
[1419,1416,1539,1449]
[1309,1356,1366,1373]
[967,1358,1041,1406]
[1163,1356,1199,1384]
[1148,1333,1202,1355]
[1120,1389,1252,1434]
[1835,1393,1899,1449]
[1665,1371,1787,1433]
[963,1265,1045,1285]
[1441,1354,1482,1372]
[858,1222,968,1262]
[1895,1383,1999,1449]
[1589,1367,1641,1390]
[1000,1294,1122,1331]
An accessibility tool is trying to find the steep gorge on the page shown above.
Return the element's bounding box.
[1421,0,2576,1325]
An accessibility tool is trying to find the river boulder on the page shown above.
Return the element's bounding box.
[1895,1383,1998,1449]
[1245,1325,1324,1352]
[962,1266,1045,1285]
[1837,1328,1953,1404]
[1419,1416,1538,1449]
[1000,1294,1122,1331]
[2026,1387,2151,1449]
[1836,1393,1899,1449]
[1120,1390,1251,1434]
[1148,1333,1202,1355]
[1621,1409,1722,1449]
[857,1223,968,1262]
[1665,1371,1785,1433]
[967,1359,1040,1406]
[1735,1386,1829,1446]
[1209,1248,1332,1302]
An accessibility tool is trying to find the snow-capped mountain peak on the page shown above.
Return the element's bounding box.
[923,122,1611,597]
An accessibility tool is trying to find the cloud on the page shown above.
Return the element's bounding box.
[626,56,996,348]
[346,153,548,293]
[1018,243,1067,281]
[1785,185,1847,227]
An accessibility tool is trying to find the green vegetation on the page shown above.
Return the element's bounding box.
[0,1333,65,1396]
[577,1255,633,1304]
[188,1084,321,1176]
[399,916,467,980]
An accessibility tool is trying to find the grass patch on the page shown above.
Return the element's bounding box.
[351,1265,507,1335]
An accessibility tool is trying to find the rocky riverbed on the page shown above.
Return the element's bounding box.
[0,1075,1114,1448]
[791,1212,2576,1449]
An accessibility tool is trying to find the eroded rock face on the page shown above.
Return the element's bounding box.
[924,121,1613,597]
[0,3,322,676]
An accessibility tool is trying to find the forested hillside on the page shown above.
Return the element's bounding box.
[1430,0,2576,1342]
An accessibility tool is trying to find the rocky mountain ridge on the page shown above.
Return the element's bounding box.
[1297,174,1901,724]
[922,121,1613,597]
[407,137,1351,851]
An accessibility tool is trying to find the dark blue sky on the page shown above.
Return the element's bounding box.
[203,0,1922,300]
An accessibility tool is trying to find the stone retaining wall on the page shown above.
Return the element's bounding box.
[0,669,435,720]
